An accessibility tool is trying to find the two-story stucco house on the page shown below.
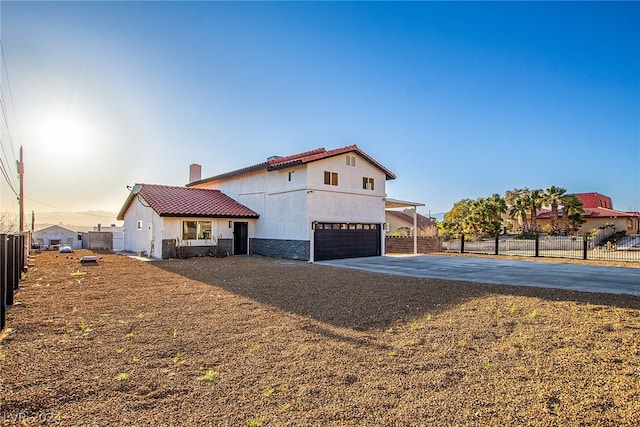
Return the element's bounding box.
[118,145,396,261]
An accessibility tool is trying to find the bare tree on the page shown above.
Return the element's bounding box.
[0,212,17,234]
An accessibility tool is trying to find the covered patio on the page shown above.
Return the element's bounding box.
[385,197,425,255]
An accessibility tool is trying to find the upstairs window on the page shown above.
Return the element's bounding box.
[363,177,375,190]
[183,220,212,240]
[288,171,295,181]
[346,155,356,166]
[324,171,339,186]
[137,220,143,230]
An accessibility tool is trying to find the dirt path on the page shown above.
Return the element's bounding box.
[1,250,639,426]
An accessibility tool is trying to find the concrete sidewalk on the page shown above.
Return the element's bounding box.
[317,254,640,297]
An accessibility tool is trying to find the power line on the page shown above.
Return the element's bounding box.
[0,42,18,163]
[25,197,118,219]
[0,97,19,191]
[0,41,20,197]
[0,148,18,197]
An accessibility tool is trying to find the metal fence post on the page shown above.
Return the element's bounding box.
[15,235,23,291]
[583,236,588,260]
[6,235,14,306]
[460,234,465,254]
[0,234,6,330]
[534,235,539,257]
[494,234,499,255]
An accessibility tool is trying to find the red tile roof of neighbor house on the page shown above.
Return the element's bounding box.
[386,210,436,229]
[573,192,613,209]
[187,145,396,186]
[118,184,259,219]
[535,193,639,220]
[537,207,637,219]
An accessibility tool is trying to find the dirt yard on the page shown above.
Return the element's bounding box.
[1,250,639,426]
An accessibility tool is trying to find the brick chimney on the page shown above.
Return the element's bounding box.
[189,164,202,183]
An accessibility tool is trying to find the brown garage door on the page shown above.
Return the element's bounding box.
[314,223,381,261]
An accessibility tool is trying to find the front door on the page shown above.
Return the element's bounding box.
[233,222,248,255]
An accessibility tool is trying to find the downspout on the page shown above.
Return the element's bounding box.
[309,220,316,263]
[413,206,418,255]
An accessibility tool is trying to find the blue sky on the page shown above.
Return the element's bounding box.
[1,1,639,225]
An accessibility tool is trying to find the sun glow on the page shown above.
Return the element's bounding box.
[35,111,93,152]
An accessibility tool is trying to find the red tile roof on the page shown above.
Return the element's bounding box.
[188,145,396,186]
[537,206,637,219]
[573,192,613,209]
[386,210,436,229]
[267,145,396,180]
[118,184,259,219]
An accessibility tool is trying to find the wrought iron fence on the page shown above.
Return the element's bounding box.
[441,234,640,263]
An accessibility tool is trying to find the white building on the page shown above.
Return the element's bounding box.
[32,225,82,250]
[117,185,259,259]
[118,145,396,261]
[91,224,125,251]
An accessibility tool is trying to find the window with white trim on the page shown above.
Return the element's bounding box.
[346,155,356,166]
[288,171,295,181]
[363,177,375,190]
[137,220,143,230]
[182,220,212,240]
[324,171,338,186]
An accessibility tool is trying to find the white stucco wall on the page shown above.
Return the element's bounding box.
[192,152,388,242]
[161,217,242,244]
[122,194,258,259]
[122,195,162,257]
[33,225,82,249]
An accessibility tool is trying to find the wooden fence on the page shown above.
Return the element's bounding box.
[1,234,25,331]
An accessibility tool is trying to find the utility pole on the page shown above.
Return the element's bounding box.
[16,146,24,233]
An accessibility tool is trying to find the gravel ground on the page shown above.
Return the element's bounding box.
[1,250,639,426]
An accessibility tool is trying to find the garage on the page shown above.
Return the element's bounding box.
[313,223,381,261]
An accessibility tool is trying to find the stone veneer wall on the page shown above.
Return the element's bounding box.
[250,238,310,261]
[161,239,233,259]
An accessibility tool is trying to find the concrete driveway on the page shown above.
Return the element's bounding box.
[317,254,640,297]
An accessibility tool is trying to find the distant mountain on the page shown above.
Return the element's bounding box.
[31,211,121,232]
[417,211,444,222]
[431,212,445,222]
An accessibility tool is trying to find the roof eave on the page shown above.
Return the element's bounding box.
[187,162,268,187]
[117,192,137,220]
[267,159,303,171]
[158,213,260,219]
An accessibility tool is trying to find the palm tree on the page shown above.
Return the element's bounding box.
[505,188,529,233]
[486,193,507,235]
[463,199,485,236]
[560,194,585,234]
[526,189,544,234]
[543,186,567,235]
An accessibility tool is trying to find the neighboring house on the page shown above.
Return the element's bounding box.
[386,210,438,237]
[119,145,397,261]
[187,145,396,261]
[32,225,82,250]
[117,185,260,259]
[536,192,640,235]
[91,224,125,251]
